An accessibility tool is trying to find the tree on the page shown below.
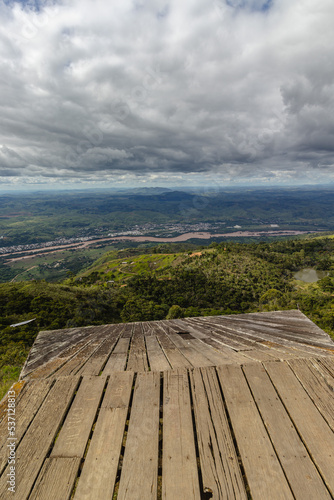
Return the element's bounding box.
[318,276,334,293]
[259,289,283,305]
[166,305,184,319]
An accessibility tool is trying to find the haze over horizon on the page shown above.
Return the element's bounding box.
[0,0,333,190]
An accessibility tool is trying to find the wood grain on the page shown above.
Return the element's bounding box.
[0,376,80,500]
[189,367,247,499]
[265,360,334,496]
[29,457,80,500]
[162,370,200,500]
[74,372,134,500]
[51,376,106,458]
[243,362,331,499]
[217,364,293,500]
[117,372,160,500]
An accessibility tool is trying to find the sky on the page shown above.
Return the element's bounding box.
[0,0,333,190]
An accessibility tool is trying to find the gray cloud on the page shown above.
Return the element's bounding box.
[0,0,333,187]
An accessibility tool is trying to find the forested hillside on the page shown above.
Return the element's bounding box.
[1,235,334,397]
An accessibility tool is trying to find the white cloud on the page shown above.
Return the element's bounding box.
[0,0,333,188]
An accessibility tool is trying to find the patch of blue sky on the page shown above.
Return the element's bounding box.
[260,0,273,12]
[157,4,169,19]
[226,0,273,13]
[5,0,59,11]
[4,0,41,10]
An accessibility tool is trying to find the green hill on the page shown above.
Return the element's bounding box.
[1,235,334,398]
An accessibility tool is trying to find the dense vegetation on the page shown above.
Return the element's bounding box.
[1,235,334,398]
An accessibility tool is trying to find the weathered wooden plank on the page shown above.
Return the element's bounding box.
[215,316,304,338]
[160,347,193,369]
[29,457,81,500]
[198,314,334,352]
[101,371,134,409]
[117,372,160,500]
[169,318,208,339]
[165,331,195,349]
[205,329,315,362]
[222,312,334,345]
[145,336,171,371]
[184,338,232,366]
[54,340,105,377]
[102,353,127,372]
[51,376,106,458]
[202,337,253,364]
[183,320,231,346]
[24,325,119,379]
[126,324,149,372]
[248,319,331,340]
[162,370,201,500]
[193,317,257,342]
[240,348,278,362]
[155,325,185,350]
[201,328,253,351]
[208,314,334,349]
[319,357,334,378]
[121,322,134,338]
[212,320,314,352]
[158,325,213,368]
[243,362,331,499]
[188,318,257,350]
[27,356,73,380]
[155,332,192,369]
[26,338,92,380]
[278,344,331,358]
[164,329,215,368]
[0,376,80,500]
[265,360,334,495]
[288,358,334,432]
[141,321,151,336]
[257,342,312,360]
[273,344,323,359]
[0,379,52,474]
[189,367,247,499]
[227,310,308,326]
[73,372,134,500]
[216,364,293,500]
[77,331,121,376]
[20,327,91,377]
[189,316,255,339]
[102,338,130,374]
[112,337,131,354]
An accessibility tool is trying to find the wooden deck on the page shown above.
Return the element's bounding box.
[1,310,334,499]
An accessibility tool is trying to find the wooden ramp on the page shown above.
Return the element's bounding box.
[0,310,334,499]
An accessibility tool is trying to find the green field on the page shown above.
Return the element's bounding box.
[75,252,179,284]
[0,244,121,283]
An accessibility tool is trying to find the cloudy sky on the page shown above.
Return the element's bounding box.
[0,0,333,189]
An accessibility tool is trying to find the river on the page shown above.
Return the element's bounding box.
[3,229,318,262]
